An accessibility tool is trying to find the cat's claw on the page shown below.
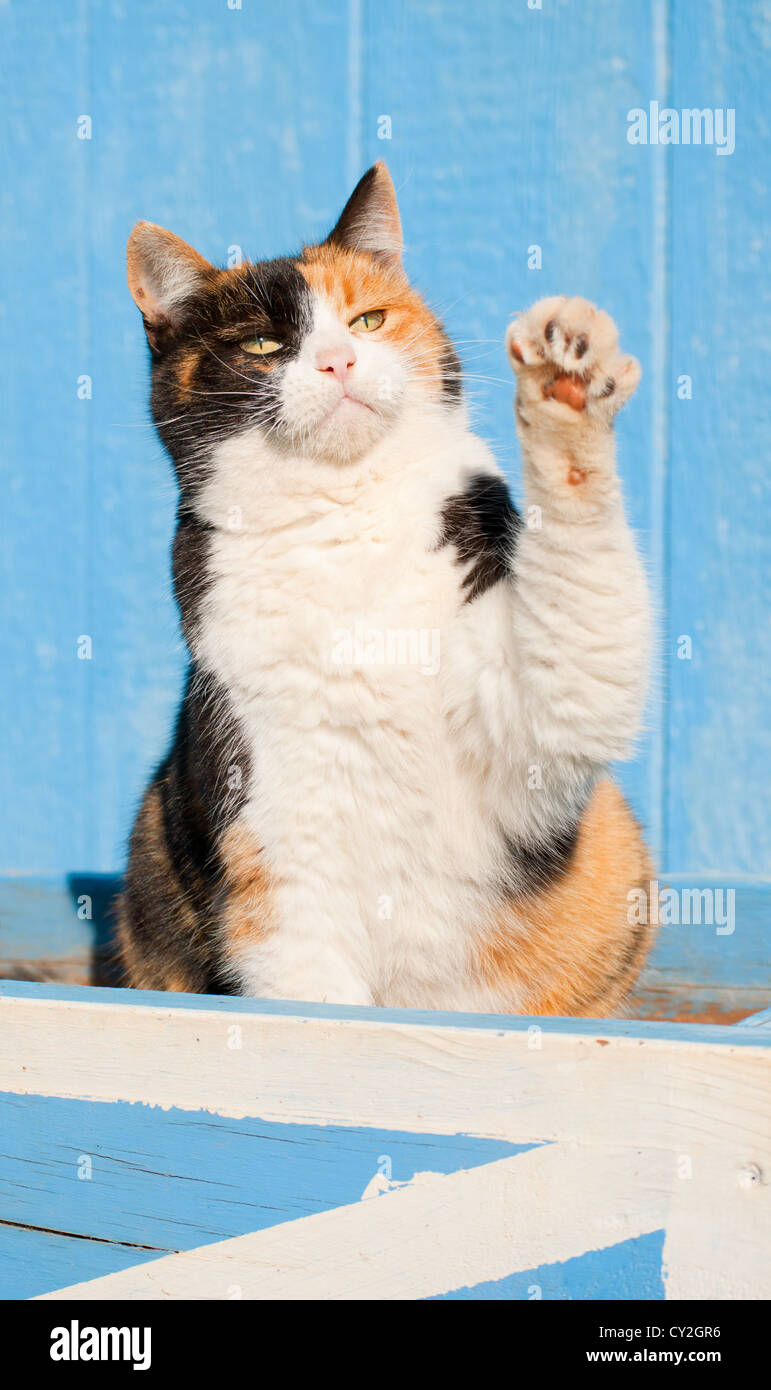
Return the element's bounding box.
[505,296,640,420]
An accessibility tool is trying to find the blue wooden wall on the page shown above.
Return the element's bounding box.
[1,0,769,891]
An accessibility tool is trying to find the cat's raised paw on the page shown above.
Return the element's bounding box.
[505,296,640,422]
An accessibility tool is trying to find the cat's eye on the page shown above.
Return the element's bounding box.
[349,310,385,333]
[240,336,283,355]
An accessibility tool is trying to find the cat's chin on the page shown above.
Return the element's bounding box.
[302,399,397,464]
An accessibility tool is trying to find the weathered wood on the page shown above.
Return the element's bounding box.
[2,0,768,893]
[740,1007,771,1029]
[1,983,769,1300]
[37,1144,673,1302]
[2,983,768,1149]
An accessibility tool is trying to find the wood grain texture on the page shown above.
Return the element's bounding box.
[666,0,771,876]
[2,986,769,1149]
[0,0,352,874]
[0,1089,532,1297]
[2,3,768,1305]
[0,984,768,1300]
[1,0,768,899]
[35,1144,672,1302]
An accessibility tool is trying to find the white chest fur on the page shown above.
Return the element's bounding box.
[193,407,512,1008]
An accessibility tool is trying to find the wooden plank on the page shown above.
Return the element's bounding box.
[630,876,771,1020]
[0,1090,530,1278]
[0,2,91,872]
[2,984,768,1300]
[0,0,669,873]
[739,1007,771,1028]
[431,1231,666,1301]
[629,984,768,1027]
[0,876,120,984]
[0,0,353,875]
[664,1142,771,1299]
[35,1143,671,1302]
[666,0,771,876]
[2,2,768,915]
[0,1223,163,1304]
[84,0,356,870]
[1,984,769,1148]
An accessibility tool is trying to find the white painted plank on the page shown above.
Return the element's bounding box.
[664,1142,771,1300]
[2,994,769,1157]
[4,991,770,1300]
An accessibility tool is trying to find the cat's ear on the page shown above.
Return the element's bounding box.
[127,222,214,351]
[325,162,403,262]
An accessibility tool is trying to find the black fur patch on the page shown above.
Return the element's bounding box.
[325,165,383,253]
[438,473,522,602]
[503,820,581,898]
[120,667,250,993]
[439,336,463,403]
[172,511,214,645]
[167,667,250,845]
[150,257,314,498]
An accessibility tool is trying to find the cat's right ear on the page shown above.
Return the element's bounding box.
[127,223,214,352]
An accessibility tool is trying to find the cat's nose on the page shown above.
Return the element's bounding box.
[315,345,356,383]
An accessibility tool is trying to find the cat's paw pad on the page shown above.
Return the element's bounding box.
[506,296,640,420]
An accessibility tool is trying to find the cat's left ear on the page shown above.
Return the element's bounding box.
[325,162,402,262]
[127,222,214,351]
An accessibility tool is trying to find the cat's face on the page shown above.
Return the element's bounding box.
[127,164,460,485]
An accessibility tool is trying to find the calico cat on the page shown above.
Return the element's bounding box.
[118,161,654,1014]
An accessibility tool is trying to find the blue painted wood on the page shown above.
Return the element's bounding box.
[633,876,771,1017]
[1,6,91,873]
[0,1091,534,1297]
[429,1230,666,1301]
[1,983,766,1299]
[0,875,119,969]
[3,978,771,1047]
[0,2,768,903]
[666,0,771,875]
[1,0,351,875]
[738,1007,771,1028]
[0,1224,163,1304]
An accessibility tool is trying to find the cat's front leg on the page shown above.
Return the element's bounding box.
[227,929,375,1005]
[498,296,650,771]
[232,947,374,1005]
[219,843,375,1005]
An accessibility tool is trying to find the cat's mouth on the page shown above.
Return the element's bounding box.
[325,393,376,420]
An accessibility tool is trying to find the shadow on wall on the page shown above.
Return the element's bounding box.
[0,875,123,988]
[67,874,124,985]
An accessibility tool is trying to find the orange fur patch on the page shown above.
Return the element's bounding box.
[299,244,451,396]
[116,785,202,992]
[475,779,655,1017]
[219,821,274,947]
[175,348,200,399]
